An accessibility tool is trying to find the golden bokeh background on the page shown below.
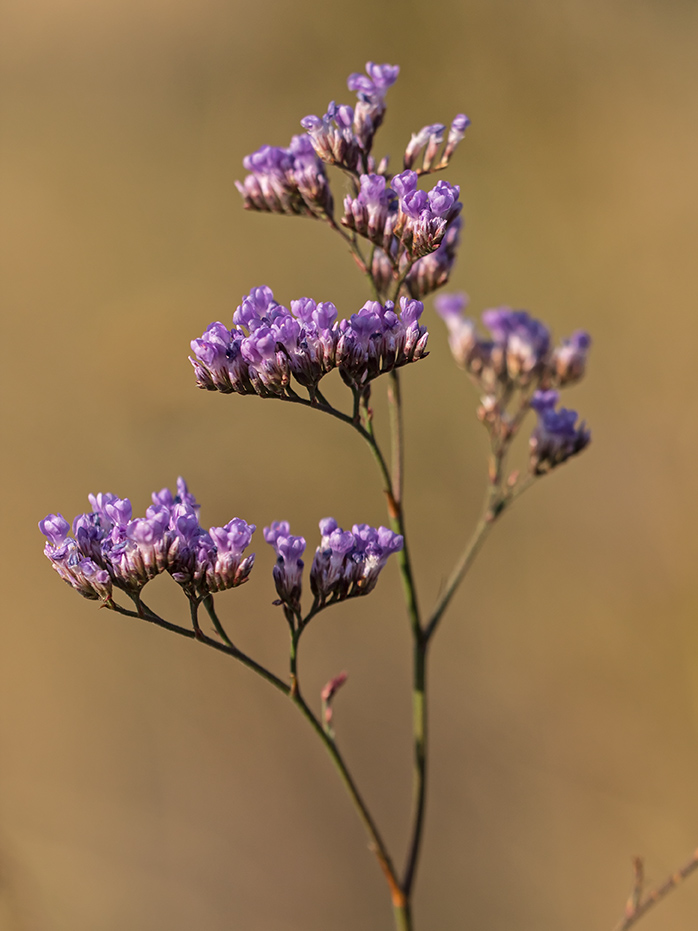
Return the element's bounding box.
[3,0,698,928]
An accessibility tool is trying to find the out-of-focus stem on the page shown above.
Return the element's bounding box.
[424,488,498,643]
[403,635,428,898]
[612,850,698,931]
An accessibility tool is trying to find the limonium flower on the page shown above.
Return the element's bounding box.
[39,478,255,601]
[434,293,591,393]
[529,390,591,472]
[309,518,404,608]
[190,287,428,398]
[263,518,403,616]
[264,521,306,613]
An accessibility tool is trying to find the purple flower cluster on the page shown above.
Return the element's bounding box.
[342,170,462,260]
[264,518,404,615]
[403,114,470,173]
[236,134,333,219]
[435,293,592,472]
[530,390,591,473]
[190,286,429,398]
[39,478,255,602]
[434,293,591,392]
[302,62,399,171]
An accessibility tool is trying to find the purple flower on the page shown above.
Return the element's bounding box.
[441,114,471,164]
[346,61,399,152]
[403,114,470,171]
[529,390,591,473]
[550,330,592,386]
[264,522,306,612]
[481,308,550,385]
[191,287,428,400]
[235,136,332,218]
[301,101,363,172]
[309,518,403,607]
[336,297,429,390]
[40,479,256,600]
[394,177,462,258]
[341,173,398,252]
[407,217,462,299]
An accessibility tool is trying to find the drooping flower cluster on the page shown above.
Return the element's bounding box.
[264,517,403,615]
[39,478,255,602]
[435,293,592,472]
[236,134,333,219]
[190,286,429,398]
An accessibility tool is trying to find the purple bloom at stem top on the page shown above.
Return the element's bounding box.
[190,286,429,399]
[39,478,255,602]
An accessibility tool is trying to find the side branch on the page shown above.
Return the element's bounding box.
[613,850,698,931]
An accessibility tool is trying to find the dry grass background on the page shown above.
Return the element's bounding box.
[2,0,698,928]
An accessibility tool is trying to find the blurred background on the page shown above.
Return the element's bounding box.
[2,0,698,928]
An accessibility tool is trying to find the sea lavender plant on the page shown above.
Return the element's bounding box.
[39,61,697,930]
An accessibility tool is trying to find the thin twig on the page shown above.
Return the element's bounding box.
[612,850,698,931]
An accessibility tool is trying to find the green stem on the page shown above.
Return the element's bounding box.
[424,489,498,643]
[291,689,405,913]
[403,635,428,898]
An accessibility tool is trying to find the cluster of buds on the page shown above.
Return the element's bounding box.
[39,478,256,603]
[403,114,470,174]
[236,134,333,219]
[236,62,468,306]
[190,286,429,398]
[263,518,403,616]
[341,170,462,262]
[301,62,400,172]
[435,293,592,472]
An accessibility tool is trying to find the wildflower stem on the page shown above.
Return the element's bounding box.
[290,688,406,919]
[612,849,698,931]
[424,487,499,643]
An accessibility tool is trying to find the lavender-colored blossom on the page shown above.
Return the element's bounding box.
[437,296,584,392]
[403,123,445,172]
[549,330,592,386]
[481,308,550,385]
[264,522,306,612]
[407,216,462,299]
[235,136,332,218]
[191,287,429,401]
[393,174,462,258]
[40,479,255,601]
[347,61,399,152]
[336,297,429,390]
[529,390,591,473]
[341,173,398,252]
[441,114,471,164]
[301,102,363,172]
[309,518,403,608]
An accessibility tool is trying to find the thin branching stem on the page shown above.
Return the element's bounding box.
[612,850,698,931]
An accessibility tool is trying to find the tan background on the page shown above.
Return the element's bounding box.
[3,0,698,929]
